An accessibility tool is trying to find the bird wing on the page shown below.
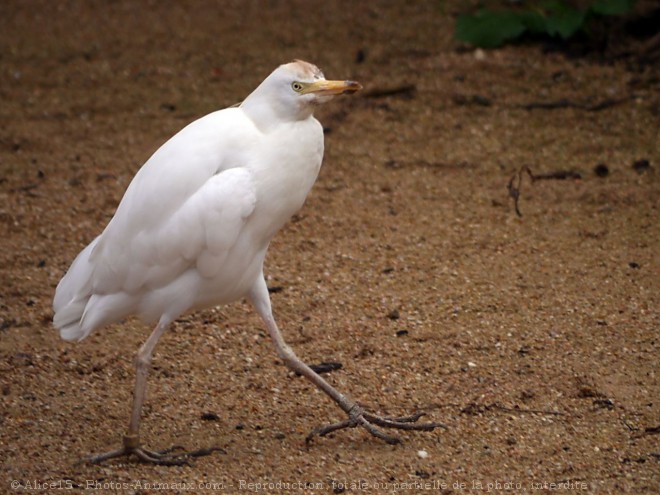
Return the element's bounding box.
[87,108,259,295]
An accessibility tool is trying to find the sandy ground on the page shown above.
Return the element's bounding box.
[1,1,658,494]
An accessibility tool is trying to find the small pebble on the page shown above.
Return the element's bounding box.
[417,449,428,459]
[594,163,609,177]
[632,159,650,174]
[387,309,400,320]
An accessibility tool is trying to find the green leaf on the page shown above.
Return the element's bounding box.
[543,4,587,38]
[453,0,635,49]
[590,0,635,15]
[519,11,550,35]
[455,10,527,48]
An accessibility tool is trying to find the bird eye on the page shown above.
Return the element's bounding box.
[291,82,304,92]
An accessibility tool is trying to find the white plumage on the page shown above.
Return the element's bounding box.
[54,60,439,465]
[55,62,328,340]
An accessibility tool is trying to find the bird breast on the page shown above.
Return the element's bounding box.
[190,116,324,310]
[247,116,324,241]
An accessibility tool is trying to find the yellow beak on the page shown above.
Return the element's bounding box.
[302,79,363,96]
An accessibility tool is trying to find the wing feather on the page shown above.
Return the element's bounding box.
[88,108,258,294]
[54,106,260,339]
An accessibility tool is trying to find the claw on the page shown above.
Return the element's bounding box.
[306,406,446,445]
[83,436,225,465]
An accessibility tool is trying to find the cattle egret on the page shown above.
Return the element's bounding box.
[54,60,441,464]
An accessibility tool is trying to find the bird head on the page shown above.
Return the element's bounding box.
[284,59,362,105]
[241,60,362,124]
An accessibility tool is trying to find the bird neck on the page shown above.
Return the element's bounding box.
[240,93,313,132]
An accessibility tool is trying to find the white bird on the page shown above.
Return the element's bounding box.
[53,60,440,464]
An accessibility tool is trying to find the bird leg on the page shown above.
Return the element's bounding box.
[85,321,223,465]
[249,277,445,446]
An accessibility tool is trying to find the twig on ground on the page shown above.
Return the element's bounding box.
[362,84,416,98]
[461,402,564,416]
[517,97,629,112]
[508,165,582,217]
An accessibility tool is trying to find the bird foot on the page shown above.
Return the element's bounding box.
[305,404,446,445]
[83,435,225,466]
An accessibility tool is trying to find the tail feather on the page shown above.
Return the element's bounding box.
[54,300,89,341]
[53,238,99,341]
